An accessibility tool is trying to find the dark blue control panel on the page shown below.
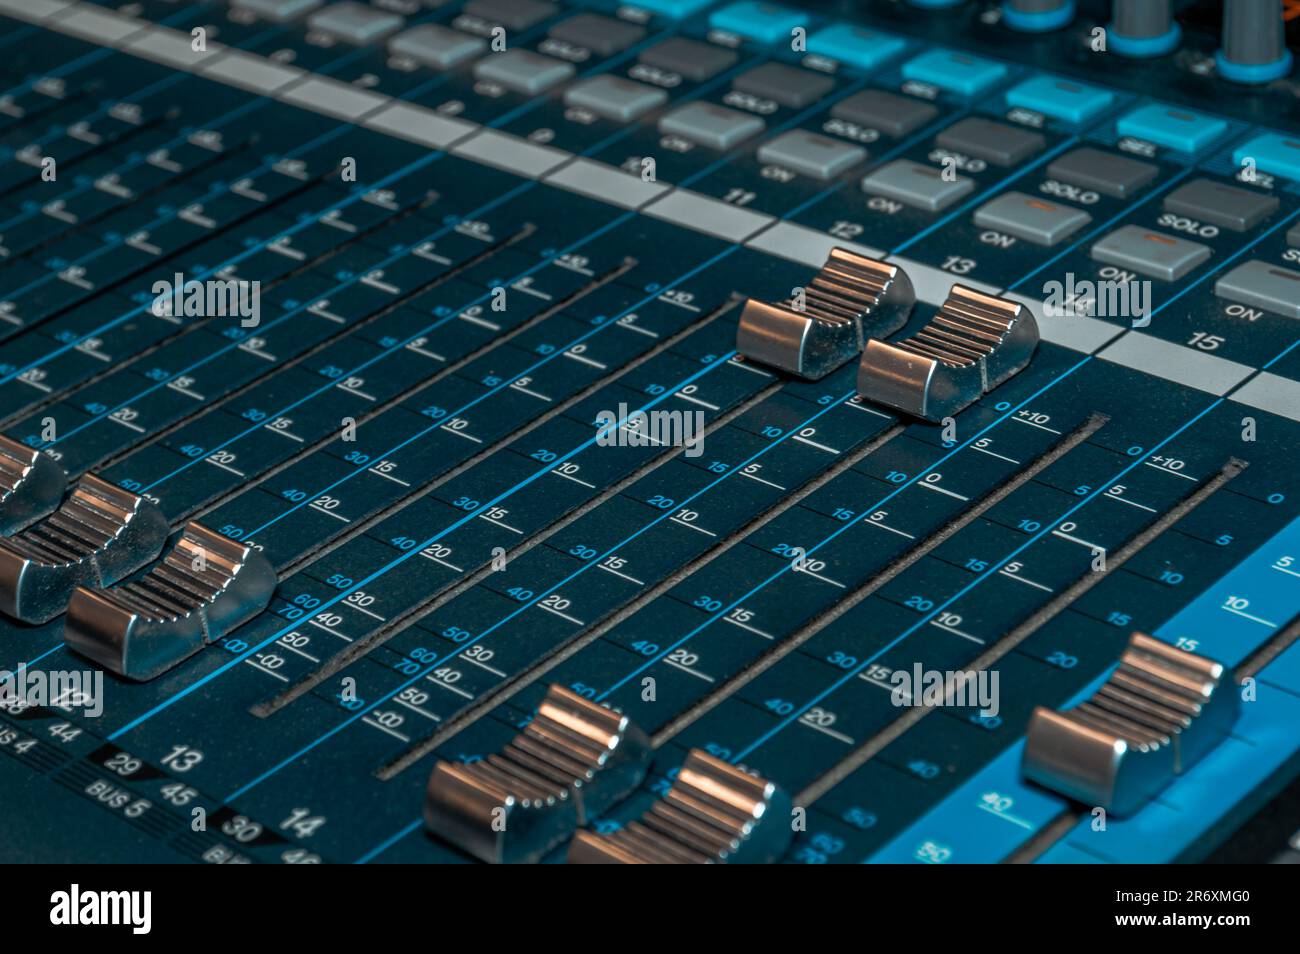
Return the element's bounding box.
[0,0,1297,865]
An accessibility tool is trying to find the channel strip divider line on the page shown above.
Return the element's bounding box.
[254,312,772,716]
[793,456,1246,806]
[732,393,1234,762]
[260,256,642,577]
[374,413,906,780]
[83,197,514,484]
[650,412,1110,749]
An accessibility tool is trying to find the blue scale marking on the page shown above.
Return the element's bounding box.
[865,509,1300,864]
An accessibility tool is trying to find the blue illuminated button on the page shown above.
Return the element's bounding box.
[708,2,807,44]
[1233,133,1300,181]
[1117,103,1228,153]
[901,48,1008,96]
[807,24,906,70]
[630,0,715,17]
[1006,75,1114,123]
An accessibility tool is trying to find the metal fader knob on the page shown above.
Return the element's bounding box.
[64,521,276,680]
[0,435,66,537]
[736,248,915,380]
[567,749,792,864]
[1022,633,1238,816]
[424,684,652,863]
[856,283,1038,422]
[0,474,168,624]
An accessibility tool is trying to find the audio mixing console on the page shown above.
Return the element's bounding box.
[0,0,1298,870]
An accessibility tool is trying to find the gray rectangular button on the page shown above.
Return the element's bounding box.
[388,24,485,69]
[464,0,555,30]
[1215,260,1300,318]
[1163,178,1279,232]
[473,49,574,94]
[658,102,764,150]
[1046,147,1157,199]
[936,117,1044,167]
[564,75,666,122]
[548,13,644,56]
[307,2,403,43]
[832,89,937,138]
[1290,223,1300,248]
[1091,225,1212,281]
[733,63,834,109]
[757,130,866,181]
[973,191,1092,246]
[233,0,321,22]
[861,159,974,212]
[639,37,736,82]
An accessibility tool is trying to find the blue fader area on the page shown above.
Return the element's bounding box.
[807,24,906,71]
[901,48,1009,96]
[1116,103,1228,153]
[1233,132,1300,181]
[708,1,807,44]
[1006,75,1114,124]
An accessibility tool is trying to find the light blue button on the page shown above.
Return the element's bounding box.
[1006,75,1114,123]
[1234,132,1300,181]
[807,24,906,70]
[708,1,807,44]
[631,0,715,18]
[902,48,1008,97]
[1116,103,1228,153]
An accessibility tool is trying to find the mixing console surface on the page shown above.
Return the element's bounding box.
[0,0,1298,869]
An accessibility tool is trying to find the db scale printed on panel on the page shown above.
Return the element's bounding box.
[1,0,1300,884]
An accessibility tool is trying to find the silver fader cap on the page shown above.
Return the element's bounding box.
[1022,633,1238,817]
[424,684,651,863]
[736,249,914,380]
[0,475,168,624]
[857,284,1038,421]
[567,749,792,864]
[0,435,66,537]
[64,522,275,681]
